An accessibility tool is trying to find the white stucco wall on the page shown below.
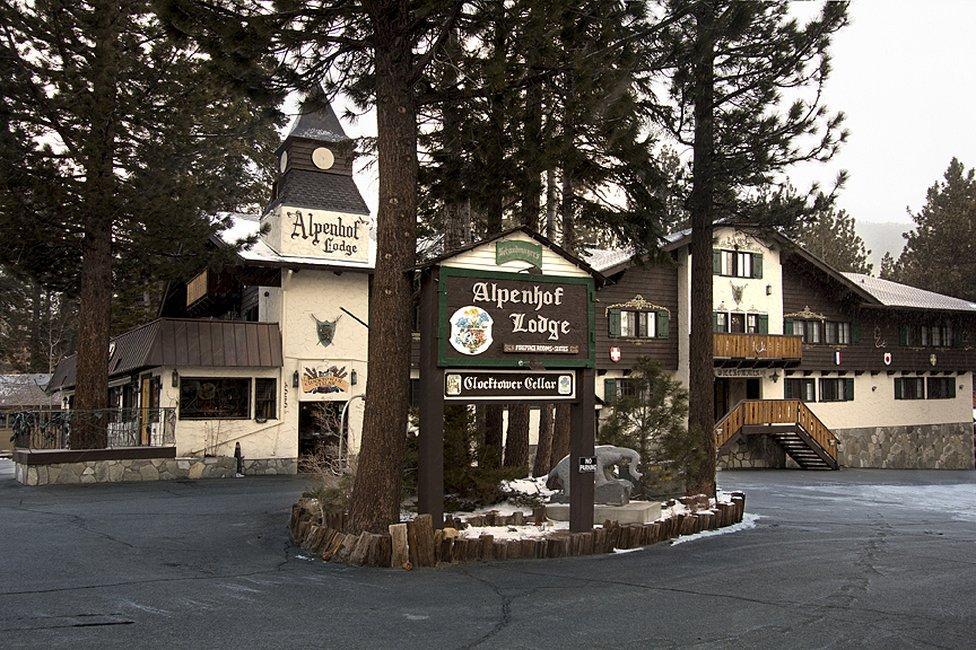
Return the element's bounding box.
[442,231,591,277]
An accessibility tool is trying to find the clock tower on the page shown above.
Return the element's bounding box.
[262,95,370,264]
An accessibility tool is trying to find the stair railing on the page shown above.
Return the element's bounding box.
[714,399,839,463]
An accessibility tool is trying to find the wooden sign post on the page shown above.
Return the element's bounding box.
[416,229,600,533]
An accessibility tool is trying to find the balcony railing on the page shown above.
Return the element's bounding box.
[713,332,803,365]
[715,398,838,464]
[10,408,176,451]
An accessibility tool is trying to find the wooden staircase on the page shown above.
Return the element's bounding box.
[715,399,839,470]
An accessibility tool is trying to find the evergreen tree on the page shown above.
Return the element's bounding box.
[599,357,689,499]
[0,1,278,446]
[652,0,849,495]
[792,208,872,273]
[887,158,976,300]
[879,251,897,280]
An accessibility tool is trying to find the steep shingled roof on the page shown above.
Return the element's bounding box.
[0,374,59,407]
[285,101,349,143]
[841,273,976,313]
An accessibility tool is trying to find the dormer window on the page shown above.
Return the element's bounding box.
[713,249,762,279]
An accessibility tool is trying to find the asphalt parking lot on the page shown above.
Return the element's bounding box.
[1,462,974,648]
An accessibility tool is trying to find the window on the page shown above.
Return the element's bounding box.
[926,377,956,400]
[785,378,815,402]
[901,323,955,348]
[713,249,763,279]
[179,377,251,419]
[825,322,852,345]
[255,378,277,420]
[603,378,644,402]
[714,312,768,334]
[819,378,854,402]
[609,309,669,339]
[714,312,728,333]
[894,377,925,400]
[802,320,822,344]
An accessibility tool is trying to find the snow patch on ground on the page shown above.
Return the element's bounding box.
[670,513,761,545]
[792,483,976,523]
[458,519,568,541]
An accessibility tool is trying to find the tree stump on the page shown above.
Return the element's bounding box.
[389,523,410,569]
[407,514,436,568]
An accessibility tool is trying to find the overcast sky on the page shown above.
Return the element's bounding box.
[297,1,976,226]
[789,0,976,224]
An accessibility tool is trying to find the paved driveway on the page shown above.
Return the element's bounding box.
[1,465,974,648]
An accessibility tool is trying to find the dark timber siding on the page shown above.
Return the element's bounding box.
[782,255,976,373]
[595,261,679,371]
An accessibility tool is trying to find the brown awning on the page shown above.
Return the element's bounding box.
[48,318,282,392]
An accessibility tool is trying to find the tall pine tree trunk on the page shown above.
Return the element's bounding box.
[482,406,503,469]
[73,0,121,449]
[441,26,467,252]
[503,404,530,471]
[531,403,554,476]
[551,403,571,465]
[685,1,717,496]
[545,169,558,239]
[347,0,419,532]
[28,279,44,372]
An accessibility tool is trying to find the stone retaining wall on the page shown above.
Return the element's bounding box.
[16,456,298,486]
[718,436,786,470]
[835,422,974,469]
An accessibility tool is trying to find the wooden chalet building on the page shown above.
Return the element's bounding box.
[583,226,976,470]
[47,101,373,474]
[42,97,975,477]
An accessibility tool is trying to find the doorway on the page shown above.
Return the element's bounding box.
[298,401,348,468]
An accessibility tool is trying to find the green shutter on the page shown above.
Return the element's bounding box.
[899,324,909,346]
[757,314,769,334]
[784,318,794,336]
[845,378,854,400]
[851,321,860,344]
[894,379,903,400]
[752,253,763,279]
[656,311,670,339]
[604,379,617,403]
[609,309,621,337]
[712,250,721,275]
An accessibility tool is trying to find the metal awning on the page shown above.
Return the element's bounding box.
[48,318,282,392]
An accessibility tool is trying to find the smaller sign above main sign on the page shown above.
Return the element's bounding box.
[495,240,543,269]
[444,370,576,401]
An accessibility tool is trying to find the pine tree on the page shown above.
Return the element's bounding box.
[879,251,897,280]
[653,0,849,495]
[0,1,278,447]
[793,208,872,273]
[887,158,976,300]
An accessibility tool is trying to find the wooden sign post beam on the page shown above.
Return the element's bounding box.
[418,269,445,528]
[569,366,596,532]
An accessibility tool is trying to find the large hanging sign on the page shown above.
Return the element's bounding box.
[444,370,576,401]
[438,268,594,368]
[266,207,370,263]
[299,364,351,401]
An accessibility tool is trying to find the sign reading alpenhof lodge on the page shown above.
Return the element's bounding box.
[418,228,601,531]
[438,267,594,371]
[262,205,370,263]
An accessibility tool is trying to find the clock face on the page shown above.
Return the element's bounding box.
[279,151,288,173]
[311,147,335,170]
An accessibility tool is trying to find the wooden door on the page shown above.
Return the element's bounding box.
[139,376,151,445]
[714,378,730,420]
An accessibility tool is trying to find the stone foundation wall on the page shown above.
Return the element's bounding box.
[718,436,786,470]
[16,456,298,486]
[835,422,974,469]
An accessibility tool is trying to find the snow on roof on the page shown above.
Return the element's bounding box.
[0,374,59,407]
[841,273,976,312]
[216,212,375,270]
[580,246,634,273]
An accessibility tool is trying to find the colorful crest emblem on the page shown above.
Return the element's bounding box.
[609,346,621,363]
[311,314,341,347]
[449,306,493,356]
[883,352,892,366]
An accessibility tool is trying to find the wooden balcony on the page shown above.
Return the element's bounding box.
[713,333,803,367]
